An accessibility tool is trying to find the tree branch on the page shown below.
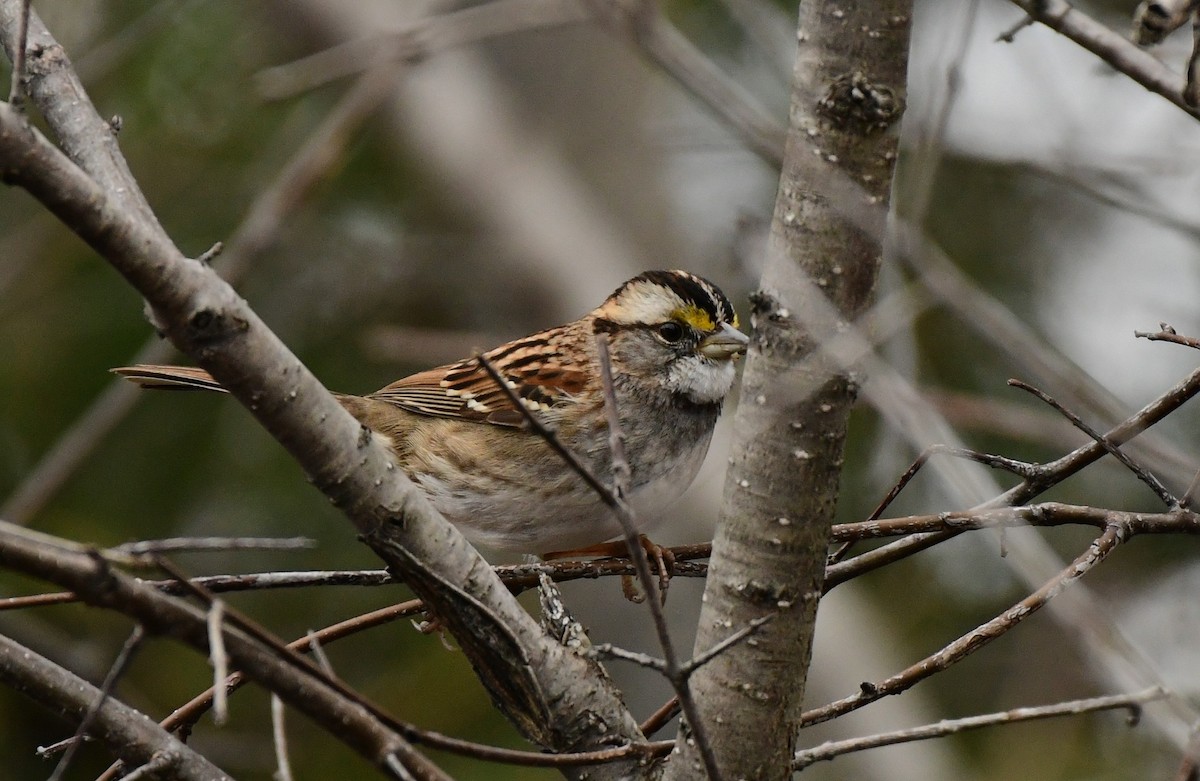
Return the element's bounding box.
[0,63,642,781]
[0,520,449,779]
[793,687,1168,769]
[0,632,229,781]
[803,524,1126,727]
[664,2,912,778]
[1007,0,1200,119]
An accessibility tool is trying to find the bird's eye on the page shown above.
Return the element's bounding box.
[656,322,685,343]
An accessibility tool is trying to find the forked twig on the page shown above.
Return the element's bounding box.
[1008,378,1177,507]
[828,444,1036,564]
[826,362,1200,588]
[803,525,1126,727]
[1136,325,1200,351]
[42,625,145,779]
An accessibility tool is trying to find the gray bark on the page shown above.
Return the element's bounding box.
[0,632,232,781]
[663,3,913,779]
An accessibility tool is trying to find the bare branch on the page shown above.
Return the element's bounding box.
[1007,0,1200,119]
[1008,378,1177,507]
[44,626,145,780]
[793,687,1169,769]
[832,502,1200,541]
[205,599,229,725]
[804,525,1126,727]
[0,554,711,611]
[272,694,295,781]
[0,65,400,525]
[106,536,317,558]
[826,362,1200,588]
[1136,324,1200,350]
[640,697,681,738]
[0,632,230,780]
[0,520,450,779]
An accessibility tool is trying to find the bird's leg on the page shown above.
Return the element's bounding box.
[543,535,675,603]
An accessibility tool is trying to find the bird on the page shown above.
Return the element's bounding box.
[114,270,748,557]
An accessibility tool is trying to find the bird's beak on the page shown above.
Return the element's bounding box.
[699,322,750,360]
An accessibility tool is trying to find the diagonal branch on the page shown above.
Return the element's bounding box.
[0,631,230,781]
[0,520,445,779]
[0,67,643,781]
[1007,0,1200,120]
[793,687,1168,769]
[802,524,1126,727]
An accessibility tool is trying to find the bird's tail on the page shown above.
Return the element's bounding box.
[111,364,228,393]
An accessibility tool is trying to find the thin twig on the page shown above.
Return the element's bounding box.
[901,227,1198,501]
[271,695,294,781]
[110,563,666,774]
[832,502,1200,540]
[0,555,711,611]
[1182,468,1200,510]
[118,752,176,781]
[44,626,145,779]
[207,599,229,725]
[1008,378,1177,507]
[0,632,227,781]
[97,597,430,779]
[683,616,772,675]
[478,344,727,779]
[825,362,1200,588]
[590,644,666,672]
[1136,325,1200,350]
[996,13,1035,42]
[803,525,1127,727]
[793,687,1168,769]
[1008,0,1200,119]
[474,352,616,504]
[829,444,1037,564]
[306,630,335,677]
[106,536,316,557]
[640,696,681,737]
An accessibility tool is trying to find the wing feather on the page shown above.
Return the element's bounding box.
[367,326,590,428]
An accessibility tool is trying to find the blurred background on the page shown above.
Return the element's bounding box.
[3,0,1200,778]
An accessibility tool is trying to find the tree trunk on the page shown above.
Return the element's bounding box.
[663,3,912,779]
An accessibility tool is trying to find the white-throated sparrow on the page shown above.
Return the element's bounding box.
[114,270,747,555]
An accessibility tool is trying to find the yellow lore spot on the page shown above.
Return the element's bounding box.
[673,305,716,333]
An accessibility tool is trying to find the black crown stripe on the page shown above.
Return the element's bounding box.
[615,270,734,327]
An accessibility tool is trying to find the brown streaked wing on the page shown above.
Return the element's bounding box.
[366,328,589,428]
